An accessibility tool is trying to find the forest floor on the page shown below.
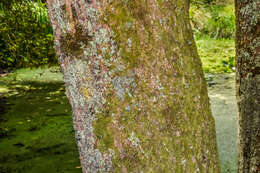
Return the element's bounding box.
[0,68,238,173]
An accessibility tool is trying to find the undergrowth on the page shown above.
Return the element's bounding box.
[195,36,235,73]
[190,0,236,74]
[0,0,57,69]
[190,2,235,39]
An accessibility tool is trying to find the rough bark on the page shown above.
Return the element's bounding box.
[47,0,220,172]
[235,0,260,173]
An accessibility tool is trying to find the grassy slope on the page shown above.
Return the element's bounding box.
[190,2,236,74]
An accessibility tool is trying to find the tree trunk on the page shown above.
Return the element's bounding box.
[47,0,220,172]
[235,1,260,173]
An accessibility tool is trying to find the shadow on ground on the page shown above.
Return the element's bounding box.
[0,79,81,173]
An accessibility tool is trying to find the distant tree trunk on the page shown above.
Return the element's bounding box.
[235,1,260,172]
[47,0,220,172]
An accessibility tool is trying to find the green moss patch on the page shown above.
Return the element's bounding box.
[0,67,81,173]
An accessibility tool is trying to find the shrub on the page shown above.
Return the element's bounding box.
[204,5,235,39]
[190,3,235,39]
[189,5,211,39]
[0,0,57,69]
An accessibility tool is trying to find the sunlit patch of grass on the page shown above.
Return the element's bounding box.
[195,36,235,73]
[0,67,81,173]
[1,67,62,83]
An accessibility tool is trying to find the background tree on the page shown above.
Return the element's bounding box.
[47,0,220,172]
[235,0,260,172]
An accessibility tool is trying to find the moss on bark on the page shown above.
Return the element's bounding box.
[47,0,220,172]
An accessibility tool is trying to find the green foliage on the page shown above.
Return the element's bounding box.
[205,5,235,39]
[190,0,236,74]
[190,3,235,39]
[0,0,57,69]
[191,0,216,6]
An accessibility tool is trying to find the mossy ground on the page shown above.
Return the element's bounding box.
[0,68,81,173]
[0,37,237,173]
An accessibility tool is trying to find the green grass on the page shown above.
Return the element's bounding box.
[0,67,81,173]
[196,36,235,73]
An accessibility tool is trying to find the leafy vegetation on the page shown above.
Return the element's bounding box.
[190,0,236,73]
[190,3,235,39]
[0,0,57,69]
[0,0,236,73]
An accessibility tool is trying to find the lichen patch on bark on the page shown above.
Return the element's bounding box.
[235,0,260,172]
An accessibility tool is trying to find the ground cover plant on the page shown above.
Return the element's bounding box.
[0,68,81,173]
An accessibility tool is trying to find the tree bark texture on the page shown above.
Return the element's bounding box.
[47,0,220,172]
[235,0,260,173]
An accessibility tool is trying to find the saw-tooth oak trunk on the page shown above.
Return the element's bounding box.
[47,0,220,172]
[235,0,260,172]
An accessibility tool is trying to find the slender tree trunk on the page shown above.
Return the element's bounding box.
[47,0,220,172]
[235,0,260,172]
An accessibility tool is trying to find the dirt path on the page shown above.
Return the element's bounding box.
[207,73,238,173]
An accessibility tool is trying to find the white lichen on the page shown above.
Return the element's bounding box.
[128,131,140,147]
